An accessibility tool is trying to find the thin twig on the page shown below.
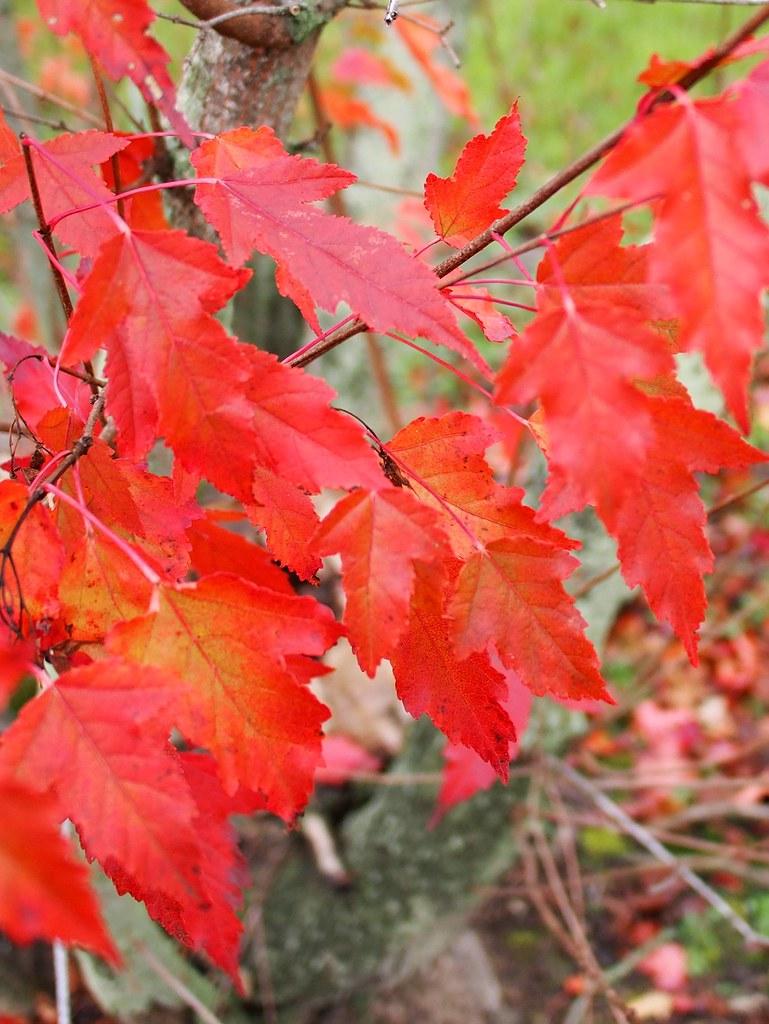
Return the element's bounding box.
[0,392,105,634]
[140,945,227,1024]
[529,816,633,1024]
[564,930,674,1024]
[353,178,422,197]
[157,3,310,30]
[571,563,620,601]
[248,905,278,1024]
[539,805,769,867]
[547,777,587,925]
[289,200,642,369]
[708,474,769,515]
[20,136,73,323]
[54,816,74,1024]
[549,757,769,948]
[0,68,102,126]
[53,940,71,1024]
[88,56,125,220]
[0,106,71,132]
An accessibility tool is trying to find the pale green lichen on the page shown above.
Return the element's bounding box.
[287,2,332,43]
[259,721,524,1012]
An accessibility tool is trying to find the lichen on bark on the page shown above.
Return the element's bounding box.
[257,720,523,1013]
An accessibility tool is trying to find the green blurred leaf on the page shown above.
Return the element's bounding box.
[75,868,221,1019]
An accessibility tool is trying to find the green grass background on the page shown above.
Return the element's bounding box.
[463,0,745,185]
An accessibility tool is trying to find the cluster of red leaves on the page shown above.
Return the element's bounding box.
[0,0,767,989]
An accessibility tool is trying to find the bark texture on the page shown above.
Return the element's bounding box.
[174,0,347,346]
[178,0,347,136]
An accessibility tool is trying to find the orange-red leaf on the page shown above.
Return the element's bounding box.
[432,668,532,820]
[394,17,478,126]
[315,486,447,674]
[536,217,674,321]
[0,334,92,430]
[587,97,769,429]
[424,104,526,247]
[248,467,322,580]
[0,129,128,257]
[191,128,484,370]
[332,48,412,91]
[60,228,252,471]
[37,0,185,140]
[388,412,571,560]
[496,300,674,511]
[58,532,153,643]
[391,561,517,775]
[0,480,64,631]
[449,537,610,702]
[101,134,168,230]
[445,285,515,342]
[35,411,197,641]
[387,413,606,703]
[243,347,384,494]
[637,38,766,89]
[187,511,293,594]
[542,388,764,659]
[0,660,242,977]
[320,85,400,154]
[601,393,764,660]
[0,780,118,961]
[107,574,341,818]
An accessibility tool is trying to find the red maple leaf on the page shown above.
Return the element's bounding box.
[107,574,341,819]
[332,48,412,91]
[187,511,293,594]
[388,412,569,559]
[60,228,251,464]
[535,216,674,321]
[496,299,674,512]
[191,127,485,370]
[0,122,129,257]
[444,284,516,342]
[424,103,527,247]
[36,0,186,140]
[600,389,764,661]
[316,485,447,674]
[0,333,92,429]
[432,667,532,821]
[0,480,64,632]
[0,779,118,961]
[391,560,518,775]
[587,96,769,429]
[319,85,400,154]
[0,660,242,978]
[394,17,478,125]
[542,384,764,660]
[449,536,609,702]
[387,413,608,702]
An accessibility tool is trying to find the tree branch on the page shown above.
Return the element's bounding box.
[177,0,348,49]
[289,2,769,368]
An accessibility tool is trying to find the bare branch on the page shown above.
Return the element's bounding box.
[549,757,769,949]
